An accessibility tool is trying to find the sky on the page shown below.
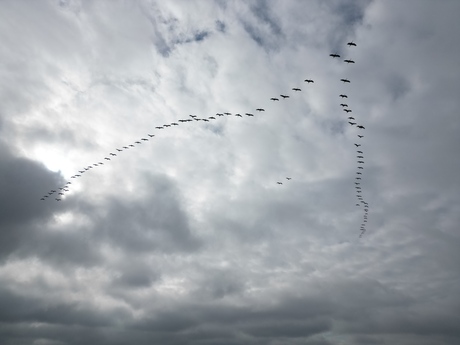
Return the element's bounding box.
[1,0,460,344]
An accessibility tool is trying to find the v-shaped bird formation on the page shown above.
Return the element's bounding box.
[40,41,369,238]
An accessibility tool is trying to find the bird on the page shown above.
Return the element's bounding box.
[245,113,254,117]
[344,109,352,113]
[357,156,364,158]
[209,117,216,120]
[235,114,243,117]
[347,41,357,46]
[358,166,363,169]
[358,161,364,164]
[357,151,363,153]
[148,134,155,137]
[116,148,123,152]
[292,88,301,91]
[304,79,314,83]
[105,157,111,160]
[129,144,135,147]
[55,198,61,201]
[339,94,348,98]
[286,177,292,180]
[348,122,356,125]
[270,97,279,101]
[110,153,117,156]
[348,116,355,120]
[164,124,171,127]
[171,122,179,125]
[357,125,365,129]
[156,126,163,129]
[340,104,348,107]
[330,53,340,58]
[356,177,361,180]
[344,59,355,63]
[355,182,360,185]
[354,144,361,147]
[277,182,283,185]
[356,204,360,206]
[358,135,364,138]
[202,119,210,122]
[280,95,289,98]
[340,78,351,83]
[256,108,265,111]
[189,115,197,118]
[141,138,148,141]
[224,112,232,115]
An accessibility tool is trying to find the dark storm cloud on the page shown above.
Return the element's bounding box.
[0,141,66,259]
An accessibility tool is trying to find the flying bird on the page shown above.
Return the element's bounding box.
[347,41,357,46]
[348,116,355,120]
[357,150,363,153]
[339,94,348,98]
[340,104,348,107]
[280,95,289,98]
[354,144,361,147]
[148,134,155,137]
[155,126,163,129]
[358,135,364,138]
[340,78,351,83]
[348,122,356,125]
[304,79,314,83]
[330,53,340,58]
[292,88,301,91]
[209,116,216,119]
[256,108,265,111]
[344,59,355,63]
[357,125,365,129]
[235,114,243,117]
[344,109,352,113]
[270,98,280,101]
[189,115,197,118]
[277,182,283,185]
[358,161,364,164]
[286,177,292,180]
[245,113,254,117]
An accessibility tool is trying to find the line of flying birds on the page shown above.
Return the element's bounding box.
[40,41,368,238]
[331,41,370,237]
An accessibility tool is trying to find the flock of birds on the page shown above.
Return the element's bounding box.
[40,41,369,237]
[330,41,370,237]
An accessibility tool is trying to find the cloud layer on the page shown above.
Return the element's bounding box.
[1,1,459,344]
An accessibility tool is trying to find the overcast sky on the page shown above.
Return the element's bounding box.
[1,1,460,344]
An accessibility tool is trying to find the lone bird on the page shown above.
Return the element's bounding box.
[340,78,351,83]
